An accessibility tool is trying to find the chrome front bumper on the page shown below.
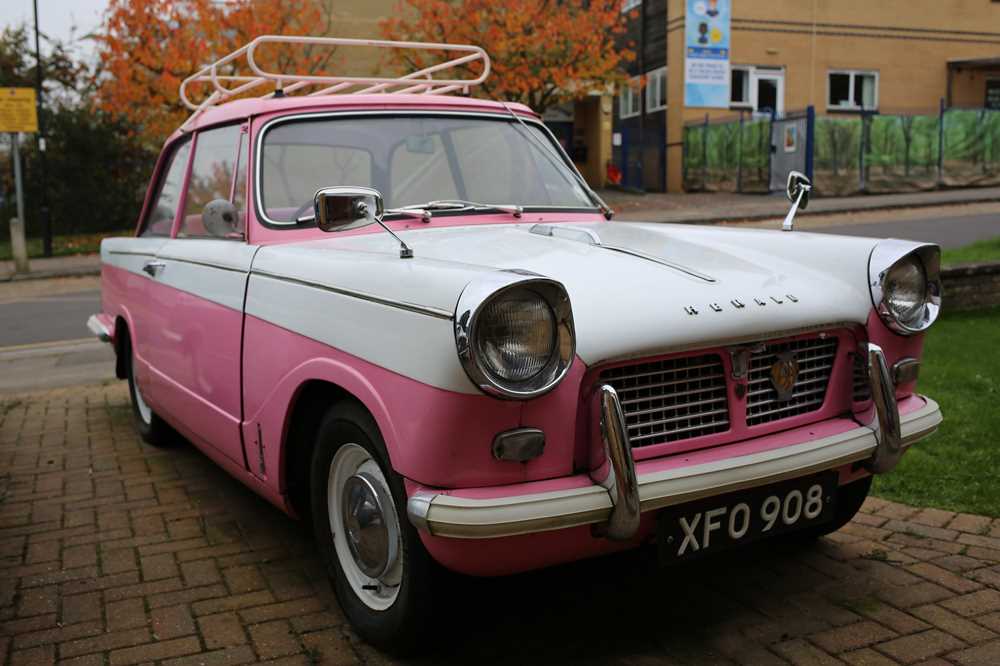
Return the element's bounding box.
[407,346,940,540]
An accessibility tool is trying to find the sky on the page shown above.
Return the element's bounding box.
[1,0,109,63]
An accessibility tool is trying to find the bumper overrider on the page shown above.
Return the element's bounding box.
[407,343,941,540]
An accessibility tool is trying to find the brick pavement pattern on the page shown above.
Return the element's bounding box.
[2,384,1000,665]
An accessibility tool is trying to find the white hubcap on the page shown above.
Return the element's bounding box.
[131,353,152,425]
[328,443,403,610]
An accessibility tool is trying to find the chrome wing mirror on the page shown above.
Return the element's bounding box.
[314,186,413,258]
[782,171,812,232]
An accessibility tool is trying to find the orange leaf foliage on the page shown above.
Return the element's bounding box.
[380,0,634,114]
[94,0,332,144]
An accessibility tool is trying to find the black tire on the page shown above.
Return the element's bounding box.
[309,401,435,655]
[798,475,873,540]
[123,332,174,447]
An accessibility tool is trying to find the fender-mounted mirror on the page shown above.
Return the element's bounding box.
[782,171,812,232]
[314,186,413,259]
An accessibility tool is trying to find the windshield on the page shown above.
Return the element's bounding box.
[259,115,595,224]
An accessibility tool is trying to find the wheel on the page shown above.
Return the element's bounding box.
[309,402,435,654]
[123,332,174,447]
[798,475,873,540]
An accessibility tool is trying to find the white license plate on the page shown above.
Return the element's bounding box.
[657,473,838,563]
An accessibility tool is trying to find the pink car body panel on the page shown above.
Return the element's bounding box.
[96,92,943,581]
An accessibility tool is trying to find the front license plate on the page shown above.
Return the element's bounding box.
[657,472,838,564]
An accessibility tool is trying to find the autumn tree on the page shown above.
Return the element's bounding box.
[380,0,633,114]
[94,0,337,143]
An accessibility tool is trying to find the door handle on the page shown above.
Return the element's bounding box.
[142,260,166,277]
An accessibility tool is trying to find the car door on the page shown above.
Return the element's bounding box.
[103,138,192,418]
[144,122,257,468]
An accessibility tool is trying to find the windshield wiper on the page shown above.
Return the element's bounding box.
[296,207,431,224]
[390,200,523,218]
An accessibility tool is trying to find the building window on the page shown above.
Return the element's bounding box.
[731,66,751,107]
[828,70,878,111]
[619,77,641,118]
[621,0,641,12]
[646,67,667,112]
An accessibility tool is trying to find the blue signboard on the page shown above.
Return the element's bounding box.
[684,0,731,108]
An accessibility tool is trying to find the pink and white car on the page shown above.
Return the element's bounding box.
[88,37,943,651]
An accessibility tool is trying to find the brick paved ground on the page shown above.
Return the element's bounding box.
[2,384,1000,665]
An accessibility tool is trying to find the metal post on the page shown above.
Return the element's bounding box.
[805,105,815,182]
[33,0,52,257]
[736,111,744,193]
[10,133,31,274]
[859,113,869,193]
[702,113,709,188]
[937,97,945,187]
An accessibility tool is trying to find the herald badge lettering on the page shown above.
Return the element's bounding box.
[769,351,799,401]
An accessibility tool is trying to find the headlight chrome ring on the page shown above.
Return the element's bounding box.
[455,271,575,399]
[869,240,942,335]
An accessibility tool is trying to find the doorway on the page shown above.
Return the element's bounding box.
[753,68,785,117]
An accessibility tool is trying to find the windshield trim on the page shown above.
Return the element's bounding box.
[253,109,600,229]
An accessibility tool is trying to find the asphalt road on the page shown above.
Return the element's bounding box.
[813,212,1000,248]
[0,289,101,347]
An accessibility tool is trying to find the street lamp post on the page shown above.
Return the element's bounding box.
[33,0,52,258]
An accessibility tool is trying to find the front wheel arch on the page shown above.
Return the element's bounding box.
[283,380,375,521]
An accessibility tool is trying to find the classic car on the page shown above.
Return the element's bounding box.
[87,37,943,652]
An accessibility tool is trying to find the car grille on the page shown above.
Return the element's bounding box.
[599,353,729,446]
[598,333,845,448]
[746,336,839,426]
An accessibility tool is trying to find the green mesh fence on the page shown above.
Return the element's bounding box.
[813,117,861,196]
[941,109,1000,187]
[863,115,940,193]
[739,118,771,193]
[682,106,1000,195]
[682,124,705,191]
[682,116,770,192]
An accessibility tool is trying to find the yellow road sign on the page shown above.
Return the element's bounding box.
[0,88,39,133]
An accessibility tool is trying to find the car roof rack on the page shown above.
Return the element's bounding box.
[179,35,491,127]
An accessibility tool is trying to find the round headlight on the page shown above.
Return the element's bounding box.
[455,274,576,399]
[884,256,927,329]
[869,241,942,335]
[476,288,556,383]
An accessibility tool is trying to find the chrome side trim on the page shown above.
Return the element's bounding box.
[158,255,249,274]
[589,385,640,540]
[109,250,156,258]
[250,270,454,320]
[86,315,112,343]
[405,397,941,539]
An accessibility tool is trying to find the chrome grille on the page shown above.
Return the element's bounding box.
[746,336,839,426]
[599,353,729,447]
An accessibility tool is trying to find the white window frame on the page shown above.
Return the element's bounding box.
[619,77,641,119]
[646,67,667,112]
[730,65,752,108]
[827,69,879,112]
[621,0,641,12]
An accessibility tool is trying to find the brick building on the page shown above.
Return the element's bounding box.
[607,0,1000,192]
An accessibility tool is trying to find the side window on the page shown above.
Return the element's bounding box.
[180,124,242,238]
[140,140,191,237]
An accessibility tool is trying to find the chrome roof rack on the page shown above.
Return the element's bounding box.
[179,35,491,127]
